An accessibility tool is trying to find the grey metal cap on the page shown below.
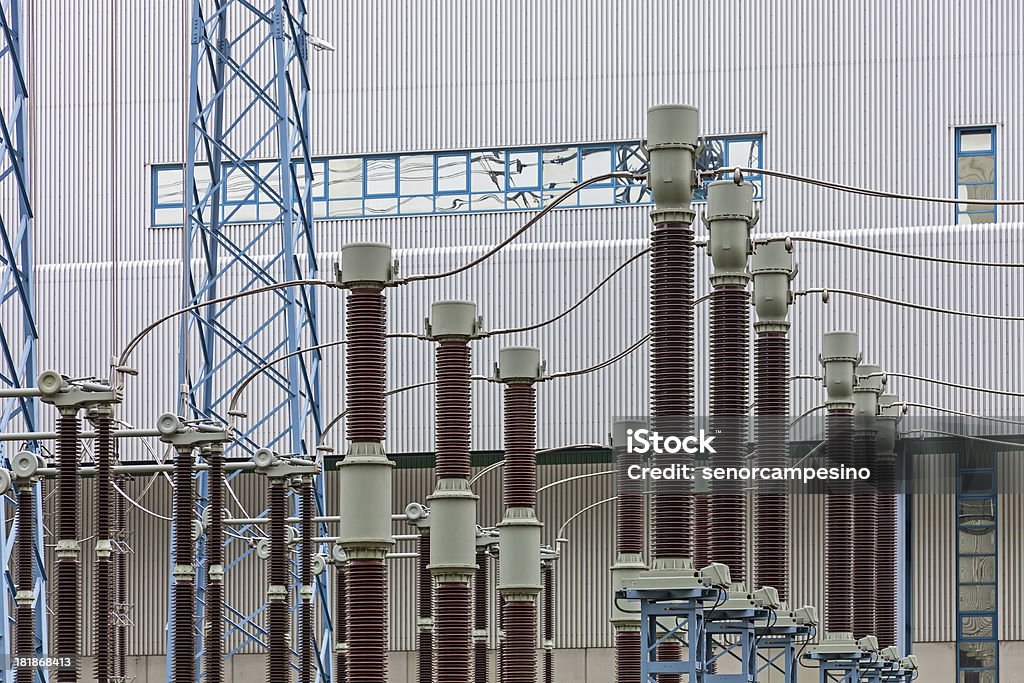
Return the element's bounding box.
[751,240,795,274]
[855,364,885,393]
[706,180,755,220]
[647,105,699,150]
[495,347,545,382]
[426,301,481,340]
[820,331,859,362]
[611,419,648,449]
[338,242,394,286]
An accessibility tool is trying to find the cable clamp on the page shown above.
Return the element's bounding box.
[208,564,224,582]
[172,564,195,582]
[473,628,489,640]
[299,584,314,602]
[267,584,288,601]
[95,539,113,558]
[56,539,81,558]
[15,590,34,606]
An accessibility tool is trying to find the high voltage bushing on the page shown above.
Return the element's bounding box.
[815,331,861,656]
[298,473,316,683]
[337,242,397,683]
[875,393,903,650]
[751,239,797,602]
[157,413,230,683]
[853,363,885,642]
[540,547,559,683]
[705,178,756,592]
[331,543,349,683]
[9,450,43,683]
[495,346,545,683]
[202,440,228,683]
[609,419,646,683]
[475,530,499,683]
[88,405,116,683]
[405,504,435,683]
[37,370,121,683]
[426,301,481,683]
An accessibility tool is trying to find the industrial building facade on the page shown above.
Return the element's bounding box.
[2,1,1023,682]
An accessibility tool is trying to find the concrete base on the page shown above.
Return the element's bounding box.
[62,640,1024,682]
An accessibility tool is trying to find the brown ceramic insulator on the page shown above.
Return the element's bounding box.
[875,453,898,648]
[115,473,129,681]
[16,484,35,683]
[499,601,537,683]
[614,446,643,557]
[436,339,472,480]
[436,581,473,683]
[825,410,855,634]
[708,285,749,583]
[418,533,434,683]
[205,448,225,683]
[346,558,388,683]
[615,630,641,683]
[335,565,348,683]
[173,447,195,683]
[650,222,695,560]
[474,551,489,683]
[345,287,387,444]
[93,411,114,683]
[542,565,555,683]
[299,479,314,683]
[693,496,710,570]
[656,641,681,683]
[852,430,877,640]
[267,480,290,683]
[502,383,537,509]
[55,413,80,682]
[496,561,504,681]
[754,332,790,599]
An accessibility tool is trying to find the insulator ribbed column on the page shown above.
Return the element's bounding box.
[55,412,81,683]
[612,423,644,682]
[93,409,115,683]
[436,340,472,479]
[615,444,643,558]
[418,532,434,683]
[615,631,641,683]
[708,286,749,582]
[299,478,315,683]
[474,551,489,683]
[825,411,855,634]
[496,562,504,681]
[345,288,386,443]
[206,447,225,683]
[172,446,196,683]
[503,384,537,509]
[754,333,790,599]
[852,429,877,640]
[335,562,348,683]
[347,558,388,682]
[15,482,36,683]
[115,472,129,682]
[542,564,555,683]
[875,449,898,648]
[437,581,473,680]
[501,601,537,682]
[267,480,290,683]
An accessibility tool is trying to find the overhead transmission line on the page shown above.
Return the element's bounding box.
[757,235,1024,269]
[795,287,1024,321]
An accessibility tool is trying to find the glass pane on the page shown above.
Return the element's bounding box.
[957,156,995,184]
[959,556,996,583]
[961,471,994,494]
[364,197,398,215]
[958,641,996,668]
[328,158,362,199]
[614,143,648,174]
[301,161,326,200]
[436,154,468,193]
[329,199,362,217]
[312,200,328,218]
[507,151,540,189]
[542,188,576,208]
[470,193,504,211]
[698,138,726,172]
[193,164,213,200]
[960,671,996,683]
[960,130,993,153]
[400,155,434,195]
[154,207,183,226]
[399,195,433,214]
[223,202,257,222]
[967,212,996,225]
[581,147,612,180]
[506,190,541,210]
[615,183,650,204]
[257,161,280,198]
[961,615,994,639]
[224,165,256,203]
[471,151,505,192]
[727,139,760,168]
[542,147,578,188]
[155,167,184,206]
[436,194,469,212]
[958,584,996,612]
[959,528,996,554]
[580,187,615,206]
[365,158,397,195]
[961,453,995,469]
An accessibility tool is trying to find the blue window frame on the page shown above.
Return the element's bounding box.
[956,127,996,225]
[956,450,998,683]
[149,134,766,227]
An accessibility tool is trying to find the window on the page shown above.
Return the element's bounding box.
[956,450,998,683]
[150,135,765,227]
[956,127,996,225]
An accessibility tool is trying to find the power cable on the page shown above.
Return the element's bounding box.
[902,430,1024,450]
[900,403,1024,427]
[796,287,1024,321]
[758,235,1024,269]
[397,172,643,284]
[542,334,649,381]
[880,371,1024,398]
[724,166,1024,206]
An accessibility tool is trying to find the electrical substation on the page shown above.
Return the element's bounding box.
[1,2,1023,683]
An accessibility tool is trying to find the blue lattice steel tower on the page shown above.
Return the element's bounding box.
[174,1,326,680]
[0,0,47,680]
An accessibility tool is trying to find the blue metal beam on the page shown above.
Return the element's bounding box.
[175,1,325,680]
[0,0,46,680]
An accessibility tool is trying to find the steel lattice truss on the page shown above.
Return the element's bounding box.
[0,1,46,680]
[176,1,327,680]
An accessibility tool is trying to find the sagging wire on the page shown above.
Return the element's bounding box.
[758,235,1024,269]
[903,430,1024,450]
[879,371,1024,398]
[900,403,1024,427]
[467,444,606,486]
[796,287,1024,321]
[543,334,650,381]
[397,172,644,284]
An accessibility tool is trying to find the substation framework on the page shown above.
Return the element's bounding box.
[1,4,1020,678]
